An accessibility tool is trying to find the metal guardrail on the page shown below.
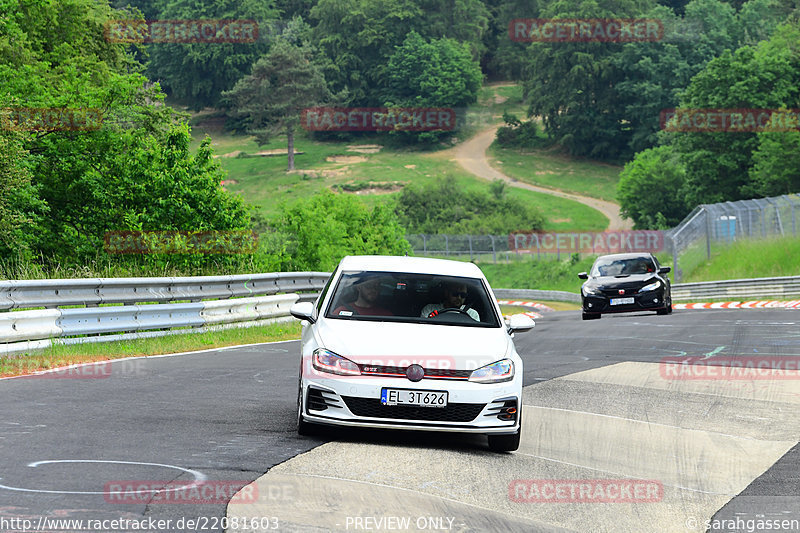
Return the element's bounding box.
[494,288,581,303]
[670,276,800,301]
[0,273,330,355]
[2,271,798,355]
[495,277,800,304]
[0,272,330,310]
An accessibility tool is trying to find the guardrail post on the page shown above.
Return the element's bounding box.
[704,207,711,259]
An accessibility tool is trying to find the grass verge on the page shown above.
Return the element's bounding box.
[0,321,301,378]
[679,235,800,283]
[488,143,622,202]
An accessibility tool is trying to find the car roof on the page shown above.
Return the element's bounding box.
[337,255,486,278]
[594,253,655,261]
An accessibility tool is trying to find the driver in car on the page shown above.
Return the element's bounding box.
[421,281,480,321]
[332,277,394,316]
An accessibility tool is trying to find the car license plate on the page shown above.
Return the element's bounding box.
[381,388,448,408]
[610,297,635,305]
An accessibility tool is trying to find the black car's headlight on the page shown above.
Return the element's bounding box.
[638,280,662,293]
[469,359,514,383]
[583,284,602,296]
[312,348,361,376]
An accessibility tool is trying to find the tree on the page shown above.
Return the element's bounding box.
[0,131,46,260]
[384,32,482,108]
[748,130,800,196]
[310,0,489,107]
[523,0,655,160]
[223,40,332,170]
[146,0,276,109]
[382,31,483,142]
[273,191,410,271]
[671,22,800,206]
[617,146,689,229]
[0,0,252,267]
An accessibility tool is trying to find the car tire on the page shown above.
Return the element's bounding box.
[582,312,600,320]
[488,408,522,453]
[657,302,672,315]
[297,383,317,436]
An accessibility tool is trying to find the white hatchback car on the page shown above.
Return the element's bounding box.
[289,255,534,452]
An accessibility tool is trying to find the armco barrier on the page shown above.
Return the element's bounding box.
[670,276,800,301]
[493,288,581,303]
[0,272,330,310]
[0,272,329,356]
[3,272,799,356]
[0,295,300,355]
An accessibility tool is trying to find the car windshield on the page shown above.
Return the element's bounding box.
[324,271,501,327]
[591,257,656,277]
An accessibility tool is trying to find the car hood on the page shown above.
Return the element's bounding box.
[589,274,660,288]
[315,318,512,371]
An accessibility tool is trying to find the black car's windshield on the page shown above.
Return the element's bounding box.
[324,271,501,327]
[591,257,656,277]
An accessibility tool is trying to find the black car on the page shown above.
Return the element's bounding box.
[578,253,672,320]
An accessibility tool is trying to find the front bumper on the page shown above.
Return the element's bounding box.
[300,375,521,435]
[582,289,668,314]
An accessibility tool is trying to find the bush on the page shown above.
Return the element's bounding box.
[495,112,549,148]
[396,177,544,234]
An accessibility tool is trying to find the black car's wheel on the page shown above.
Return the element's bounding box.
[297,382,317,436]
[582,312,600,320]
[657,300,672,315]
[488,407,521,453]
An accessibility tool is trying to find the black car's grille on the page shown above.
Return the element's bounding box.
[342,396,485,422]
[358,364,471,380]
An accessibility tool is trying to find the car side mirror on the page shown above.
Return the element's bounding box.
[578,272,589,280]
[290,301,316,323]
[507,314,535,334]
[658,266,671,274]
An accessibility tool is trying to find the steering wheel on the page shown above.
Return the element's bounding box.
[428,308,471,318]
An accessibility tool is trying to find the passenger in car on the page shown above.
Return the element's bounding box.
[420,281,480,321]
[332,277,394,317]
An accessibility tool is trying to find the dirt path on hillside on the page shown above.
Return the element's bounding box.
[448,126,633,231]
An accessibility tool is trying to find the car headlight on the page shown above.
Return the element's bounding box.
[312,348,361,376]
[469,359,514,383]
[583,284,602,296]
[638,280,662,293]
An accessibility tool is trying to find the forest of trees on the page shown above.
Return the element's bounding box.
[1,0,798,272]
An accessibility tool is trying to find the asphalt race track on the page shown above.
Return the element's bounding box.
[1,309,799,533]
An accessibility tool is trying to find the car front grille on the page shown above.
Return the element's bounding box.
[358,364,472,380]
[342,396,485,422]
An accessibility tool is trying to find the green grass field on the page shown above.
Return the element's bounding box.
[189,93,610,232]
[680,235,800,283]
[0,321,301,378]
[488,143,623,202]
